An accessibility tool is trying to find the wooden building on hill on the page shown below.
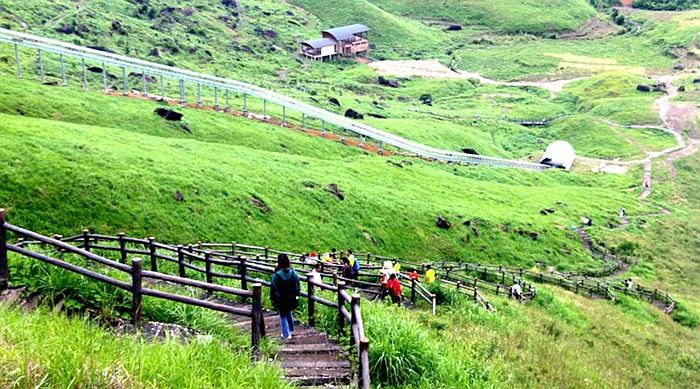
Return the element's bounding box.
[300,24,369,61]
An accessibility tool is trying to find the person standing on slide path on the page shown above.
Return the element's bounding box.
[271,253,301,340]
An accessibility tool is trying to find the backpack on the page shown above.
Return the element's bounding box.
[273,269,300,310]
[352,257,360,273]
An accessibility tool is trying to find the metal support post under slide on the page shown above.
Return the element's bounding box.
[14,44,22,78]
[214,87,219,110]
[360,135,365,147]
[81,58,87,90]
[301,113,305,130]
[59,54,66,85]
[179,79,185,105]
[159,75,164,100]
[224,90,230,112]
[263,99,268,120]
[102,61,108,92]
[243,94,248,116]
[197,83,202,106]
[322,120,326,136]
[37,49,44,82]
[121,66,127,95]
[282,106,286,126]
[141,73,147,96]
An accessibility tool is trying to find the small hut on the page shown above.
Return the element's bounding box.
[300,24,369,61]
[540,141,575,170]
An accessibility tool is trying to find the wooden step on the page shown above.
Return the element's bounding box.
[286,334,333,345]
[280,343,346,355]
[282,355,352,370]
[285,368,352,386]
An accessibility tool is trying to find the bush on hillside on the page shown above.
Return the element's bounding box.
[671,303,700,329]
[363,304,438,386]
[633,0,700,10]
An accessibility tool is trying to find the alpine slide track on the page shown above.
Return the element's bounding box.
[0,28,549,171]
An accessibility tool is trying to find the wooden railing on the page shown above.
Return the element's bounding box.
[193,242,439,312]
[0,210,371,388]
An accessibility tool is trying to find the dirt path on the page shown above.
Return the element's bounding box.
[369,60,586,96]
[579,76,698,198]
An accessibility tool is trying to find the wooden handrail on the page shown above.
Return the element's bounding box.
[3,226,373,385]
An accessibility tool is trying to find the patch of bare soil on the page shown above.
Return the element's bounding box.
[558,17,623,40]
[368,59,584,95]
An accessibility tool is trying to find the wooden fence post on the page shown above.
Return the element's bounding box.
[131,258,143,327]
[496,284,500,296]
[251,283,263,361]
[118,232,127,264]
[431,294,437,315]
[231,242,236,256]
[360,337,371,389]
[307,273,316,327]
[350,293,360,345]
[177,245,186,277]
[410,278,417,304]
[0,209,8,291]
[83,229,90,251]
[148,237,157,272]
[366,253,371,265]
[239,256,248,302]
[337,281,346,335]
[205,250,213,291]
[332,271,338,286]
[264,246,269,260]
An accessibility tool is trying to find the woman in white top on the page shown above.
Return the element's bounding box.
[309,264,323,284]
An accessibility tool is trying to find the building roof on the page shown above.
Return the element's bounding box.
[322,24,369,41]
[301,37,337,49]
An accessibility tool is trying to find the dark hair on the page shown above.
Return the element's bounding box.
[426,264,432,269]
[342,257,350,265]
[276,253,291,272]
[389,273,397,280]
[348,249,353,254]
[331,248,337,252]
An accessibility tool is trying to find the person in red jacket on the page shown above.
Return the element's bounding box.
[386,274,402,305]
[408,270,420,282]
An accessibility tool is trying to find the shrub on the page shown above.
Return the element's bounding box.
[363,303,437,387]
[671,303,700,329]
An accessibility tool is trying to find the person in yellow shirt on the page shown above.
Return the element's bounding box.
[425,264,436,283]
[393,261,401,274]
[347,249,359,279]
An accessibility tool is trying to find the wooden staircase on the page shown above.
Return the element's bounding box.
[219,299,353,387]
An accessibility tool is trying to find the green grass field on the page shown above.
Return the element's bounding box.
[0,1,699,388]
[0,306,288,388]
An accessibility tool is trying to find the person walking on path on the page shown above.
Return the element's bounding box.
[271,253,300,340]
[425,265,436,284]
[386,274,403,305]
[348,249,360,279]
[510,282,523,302]
[309,263,323,284]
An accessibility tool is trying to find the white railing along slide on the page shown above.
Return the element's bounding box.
[0,28,549,171]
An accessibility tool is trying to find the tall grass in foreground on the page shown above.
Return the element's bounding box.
[0,306,289,388]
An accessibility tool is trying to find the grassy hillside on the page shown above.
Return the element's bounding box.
[0,306,287,388]
[0,75,649,270]
[367,0,597,33]
[0,2,699,388]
